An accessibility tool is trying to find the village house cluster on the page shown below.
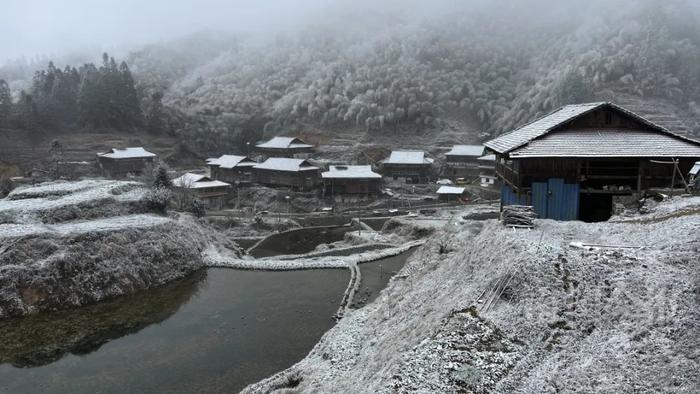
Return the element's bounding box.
[96,102,700,219]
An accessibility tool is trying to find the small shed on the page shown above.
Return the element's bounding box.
[206,155,257,184]
[254,158,320,190]
[436,186,467,202]
[381,151,434,183]
[172,173,231,208]
[444,145,485,179]
[321,165,382,196]
[255,137,314,159]
[97,147,157,178]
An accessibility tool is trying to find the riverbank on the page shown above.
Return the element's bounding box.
[244,198,700,393]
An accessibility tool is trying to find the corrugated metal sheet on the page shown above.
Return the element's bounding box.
[510,129,700,158]
[531,178,579,221]
[531,182,548,219]
[500,185,528,206]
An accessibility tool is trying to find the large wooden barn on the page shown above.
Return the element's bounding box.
[380,151,434,183]
[255,137,314,159]
[485,102,700,222]
[96,147,157,178]
[321,165,382,196]
[206,155,257,184]
[254,158,321,190]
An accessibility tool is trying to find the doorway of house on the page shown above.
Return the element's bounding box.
[579,193,613,222]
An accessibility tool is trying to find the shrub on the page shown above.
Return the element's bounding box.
[143,186,173,213]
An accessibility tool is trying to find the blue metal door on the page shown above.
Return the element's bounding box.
[531,178,580,220]
[531,182,548,219]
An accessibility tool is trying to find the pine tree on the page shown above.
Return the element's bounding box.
[118,61,144,128]
[153,166,172,189]
[0,79,11,127]
[146,91,166,133]
[14,91,38,130]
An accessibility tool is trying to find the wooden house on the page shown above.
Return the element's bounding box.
[96,147,157,178]
[443,145,485,179]
[321,165,382,196]
[206,155,257,184]
[172,173,231,208]
[380,151,434,183]
[254,158,320,190]
[255,137,314,159]
[485,102,700,222]
[436,186,468,202]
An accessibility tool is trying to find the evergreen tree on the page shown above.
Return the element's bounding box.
[153,166,172,189]
[118,61,144,128]
[0,79,11,127]
[13,91,38,130]
[146,91,165,133]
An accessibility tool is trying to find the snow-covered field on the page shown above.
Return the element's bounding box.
[0,180,144,220]
[244,198,700,393]
[0,214,172,239]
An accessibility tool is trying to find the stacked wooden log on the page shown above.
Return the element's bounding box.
[501,205,537,227]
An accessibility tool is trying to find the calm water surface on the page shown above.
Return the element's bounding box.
[0,252,413,394]
[0,269,347,393]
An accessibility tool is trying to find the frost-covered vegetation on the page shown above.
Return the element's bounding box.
[0,180,235,319]
[122,0,700,151]
[245,198,700,393]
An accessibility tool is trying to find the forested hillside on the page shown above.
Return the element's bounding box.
[3,0,700,154]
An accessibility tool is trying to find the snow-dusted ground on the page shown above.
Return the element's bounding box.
[0,179,233,319]
[0,214,172,239]
[205,240,424,271]
[0,180,143,220]
[243,198,700,393]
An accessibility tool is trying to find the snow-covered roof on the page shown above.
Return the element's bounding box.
[322,165,382,179]
[436,186,466,195]
[445,145,484,157]
[256,136,313,150]
[97,147,156,159]
[382,151,434,165]
[484,102,700,155]
[478,154,496,162]
[690,161,700,176]
[254,158,319,172]
[206,155,257,169]
[509,129,700,158]
[173,173,230,189]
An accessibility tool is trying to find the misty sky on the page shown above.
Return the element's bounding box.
[0,0,335,62]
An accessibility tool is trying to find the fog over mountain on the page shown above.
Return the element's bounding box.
[3,0,700,153]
